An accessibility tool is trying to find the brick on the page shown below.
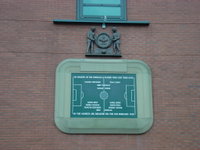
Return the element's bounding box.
[0,0,200,150]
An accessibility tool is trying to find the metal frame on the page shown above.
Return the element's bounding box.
[77,0,127,21]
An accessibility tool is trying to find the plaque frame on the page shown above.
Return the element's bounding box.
[55,59,153,134]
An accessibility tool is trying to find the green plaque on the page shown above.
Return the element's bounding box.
[71,73,137,118]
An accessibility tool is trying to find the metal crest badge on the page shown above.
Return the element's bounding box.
[86,27,121,57]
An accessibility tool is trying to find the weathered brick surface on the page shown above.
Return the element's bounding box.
[0,0,200,150]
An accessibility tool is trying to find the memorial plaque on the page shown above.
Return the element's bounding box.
[71,73,137,118]
[55,59,153,134]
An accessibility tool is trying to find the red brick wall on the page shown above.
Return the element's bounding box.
[0,0,200,150]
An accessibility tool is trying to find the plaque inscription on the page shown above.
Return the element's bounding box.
[71,73,137,118]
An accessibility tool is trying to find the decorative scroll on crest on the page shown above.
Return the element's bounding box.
[86,27,121,57]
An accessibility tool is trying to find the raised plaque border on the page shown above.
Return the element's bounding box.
[55,59,153,134]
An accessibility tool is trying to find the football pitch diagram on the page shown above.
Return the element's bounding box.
[71,73,137,118]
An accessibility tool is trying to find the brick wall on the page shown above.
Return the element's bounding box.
[0,0,200,150]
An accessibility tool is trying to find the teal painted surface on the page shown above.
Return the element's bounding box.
[83,0,120,4]
[53,19,150,25]
[55,59,153,134]
[83,6,121,16]
[71,73,137,118]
